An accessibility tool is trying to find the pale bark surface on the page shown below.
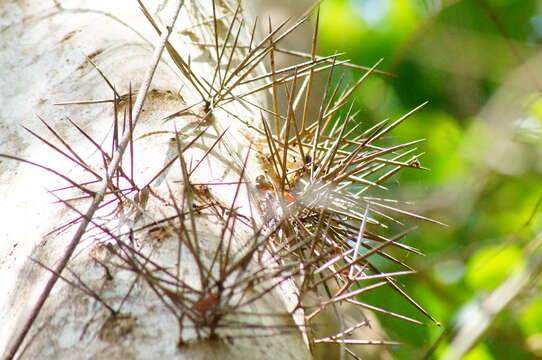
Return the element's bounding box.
[0,1,310,359]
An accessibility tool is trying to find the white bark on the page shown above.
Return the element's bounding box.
[0,1,310,359]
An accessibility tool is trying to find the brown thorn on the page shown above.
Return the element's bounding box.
[268,17,281,136]
[300,7,320,141]
[30,258,116,315]
[188,126,229,177]
[21,123,101,182]
[141,126,209,190]
[173,125,208,290]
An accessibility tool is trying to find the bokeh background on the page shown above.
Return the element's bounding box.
[314,0,542,358]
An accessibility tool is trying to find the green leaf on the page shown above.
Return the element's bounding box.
[465,245,524,290]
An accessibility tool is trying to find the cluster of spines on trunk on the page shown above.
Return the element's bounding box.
[1,1,443,358]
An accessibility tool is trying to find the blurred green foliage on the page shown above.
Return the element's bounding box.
[317,0,542,358]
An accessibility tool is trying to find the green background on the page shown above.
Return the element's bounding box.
[316,0,542,358]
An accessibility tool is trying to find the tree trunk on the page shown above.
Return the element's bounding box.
[0,1,311,358]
